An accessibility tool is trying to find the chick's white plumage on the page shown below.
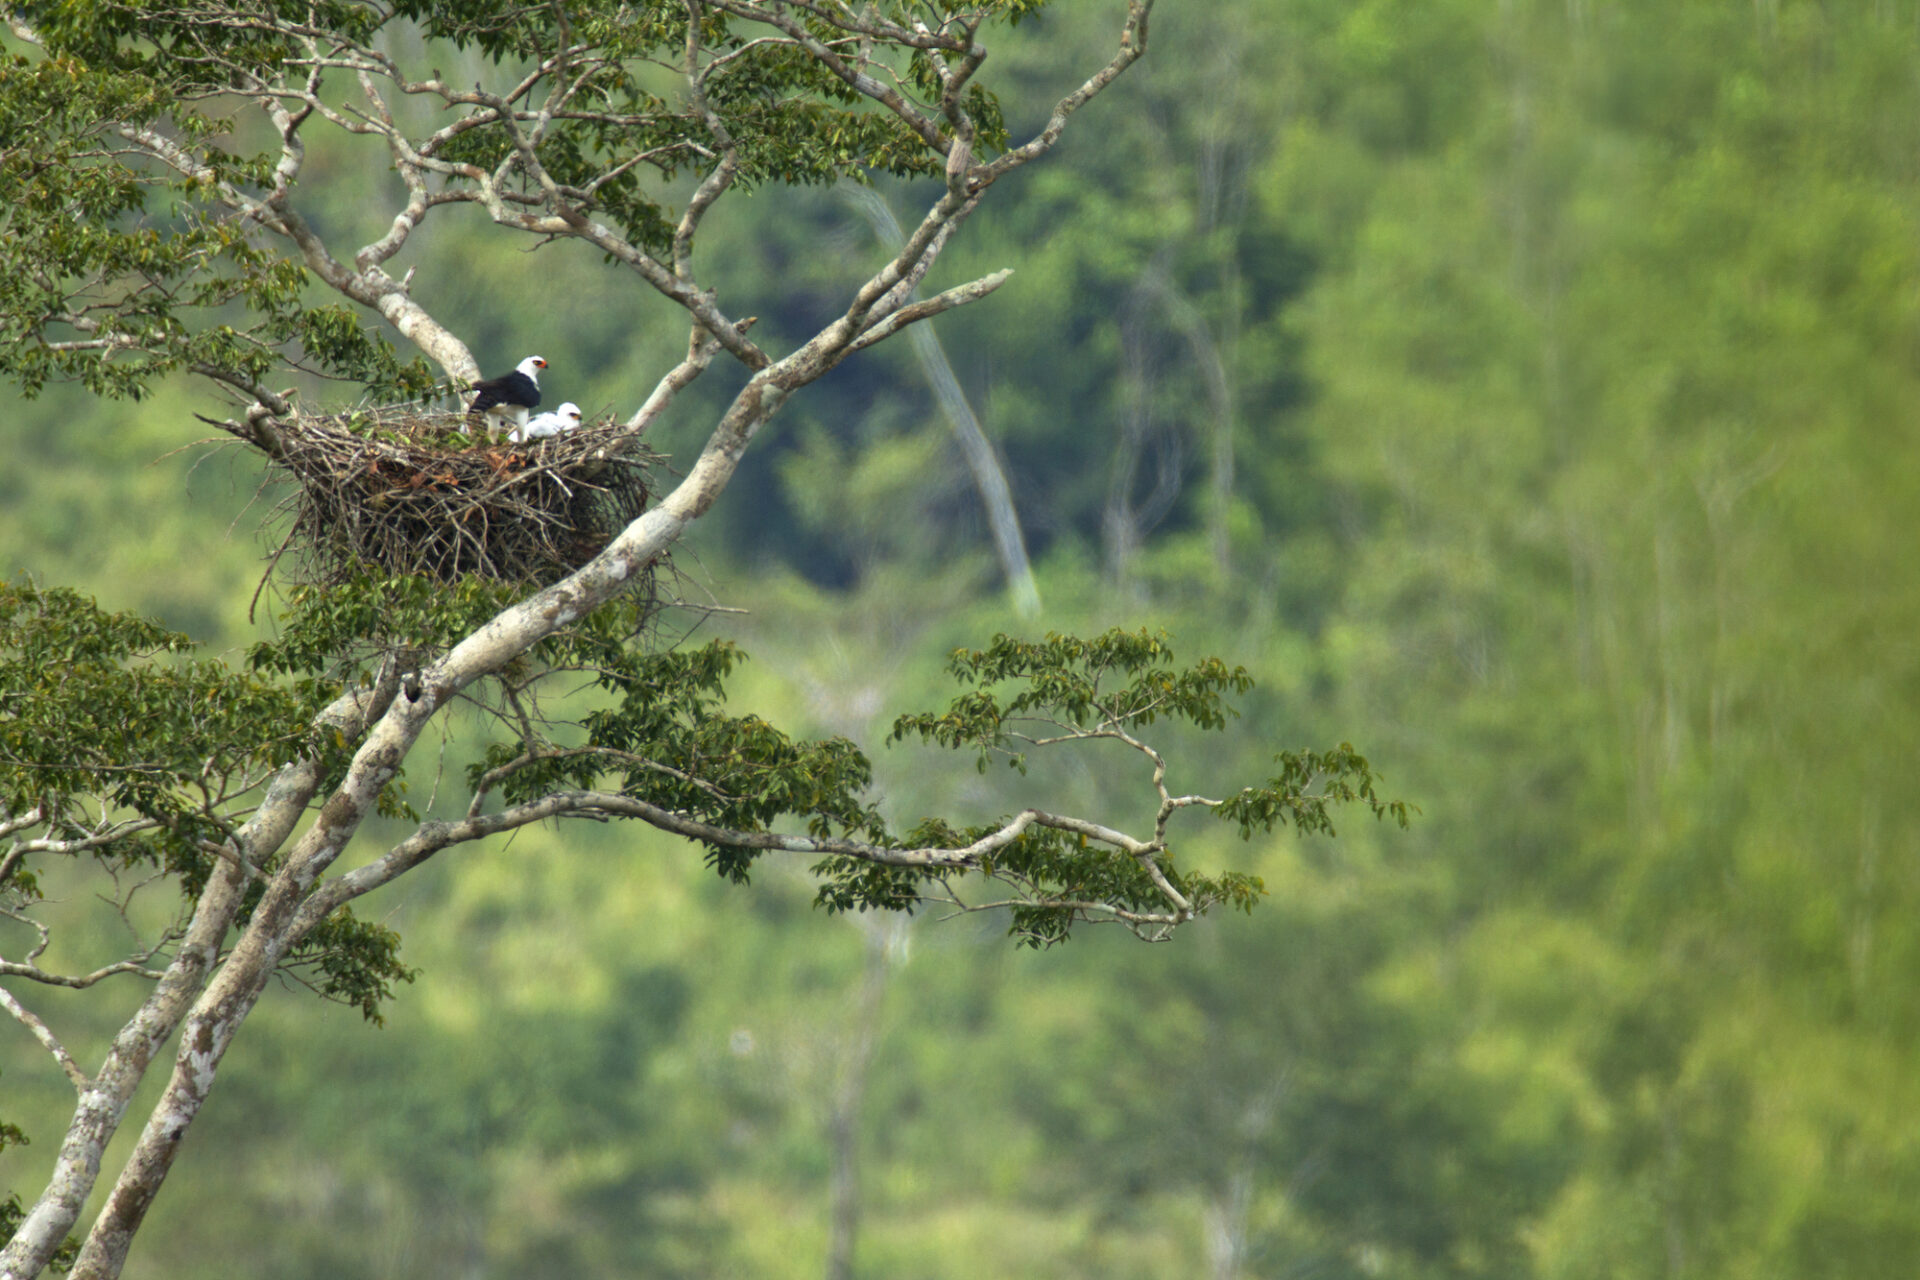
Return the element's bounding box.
[509,402,584,442]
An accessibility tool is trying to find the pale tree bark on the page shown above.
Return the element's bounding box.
[1104,275,1185,584]
[1183,16,1255,576]
[842,184,1042,618]
[824,918,906,1280]
[1203,1167,1254,1280]
[1,738,356,1280]
[1144,269,1238,576]
[0,5,1160,1277]
[1201,1082,1281,1280]
[1101,262,1238,583]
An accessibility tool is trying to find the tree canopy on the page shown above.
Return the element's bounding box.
[0,3,1411,1277]
[7,2,1916,1278]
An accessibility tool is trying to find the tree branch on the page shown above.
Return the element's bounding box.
[3,6,1170,1273]
[703,0,949,152]
[0,985,87,1092]
[846,268,1012,354]
[0,683,379,1280]
[620,323,726,434]
[292,788,1193,950]
[0,955,166,990]
[675,0,742,282]
[972,0,1154,187]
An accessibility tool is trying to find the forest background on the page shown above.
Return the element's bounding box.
[4,1,1917,1277]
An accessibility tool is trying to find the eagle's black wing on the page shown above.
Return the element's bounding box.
[468,371,541,419]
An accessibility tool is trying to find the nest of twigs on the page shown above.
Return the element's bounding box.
[262,406,662,589]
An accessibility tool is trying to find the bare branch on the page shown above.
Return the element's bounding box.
[0,805,46,856]
[109,124,284,229]
[621,322,728,433]
[238,76,479,381]
[294,789,1192,950]
[826,178,988,354]
[764,0,970,51]
[5,818,162,859]
[2,7,1170,1272]
[704,0,948,151]
[846,268,1012,354]
[496,201,767,367]
[298,790,1021,929]
[675,0,742,282]
[930,894,1185,933]
[466,745,738,820]
[0,985,88,1092]
[0,954,168,990]
[973,0,1154,187]
[350,72,432,273]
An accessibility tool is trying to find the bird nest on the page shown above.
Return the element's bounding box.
[260,407,663,589]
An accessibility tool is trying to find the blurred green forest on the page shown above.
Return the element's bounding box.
[6,1,1920,1276]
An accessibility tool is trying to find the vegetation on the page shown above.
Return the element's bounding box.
[4,0,1918,1278]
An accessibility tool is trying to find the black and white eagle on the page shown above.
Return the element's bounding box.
[467,355,546,435]
[509,402,584,442]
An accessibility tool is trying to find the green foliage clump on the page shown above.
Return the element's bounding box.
[0,579,315,897]
[283,905,416,1025]
[250,573,532,686]
[0,579,414,1020]
[891,629,1255,772]
[2,0,1035,405]
[1219,743,1412,840]
[0,49,431,401]
[859,628,1399,945]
